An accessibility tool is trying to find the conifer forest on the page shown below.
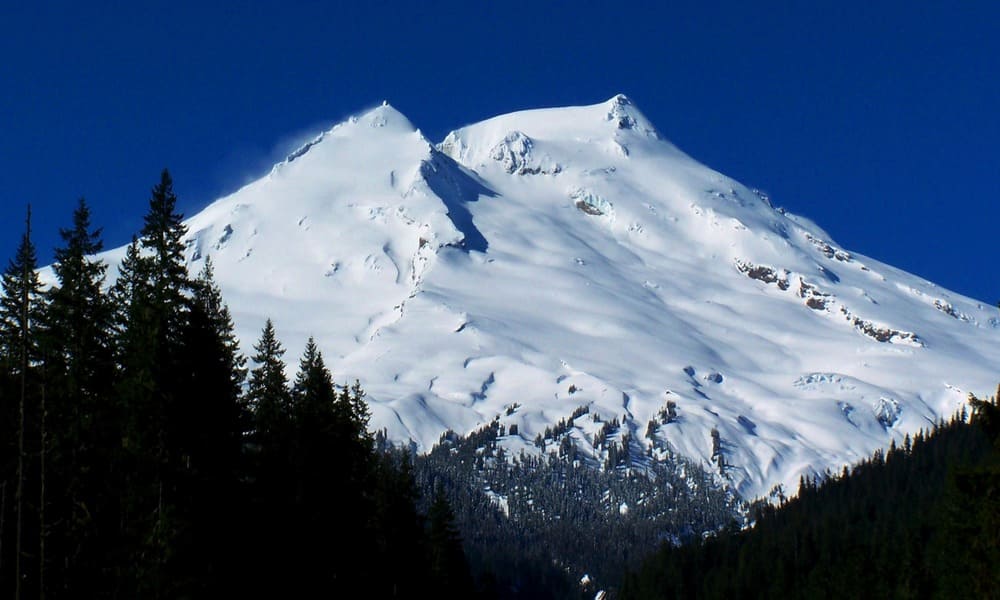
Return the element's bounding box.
[0,171,475,598]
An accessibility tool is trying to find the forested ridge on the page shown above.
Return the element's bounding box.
[0,171,474,599]
[620,390,1000,599]
[408,415,740,597]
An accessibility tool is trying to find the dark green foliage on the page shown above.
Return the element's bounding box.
[427,486,475,598]
[39,199,117,596]
[370,449,430,597]
[247,318,291,445]
[414,418,739,598]
[0,208,45,599]
[140,169,189,339]
[286,337,366,592]
[935,390,1000,599]
[620,393,1000,600]
[110,170,196,595]
[0,207,44,368]
[169,257,248,594]
[0,177,486,598]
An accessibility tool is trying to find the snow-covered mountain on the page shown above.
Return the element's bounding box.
[103,95,1000,498]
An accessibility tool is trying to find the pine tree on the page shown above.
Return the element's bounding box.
[427,487,474,598]
[243,319,294,597]
[41,198,116,595]
[110,170,193,598]
[172,257,247,593]
[0,207,44,370]
[289,336,339,511]
[372,450,430,596]
[288,338,379,591]
[291,337,336,423]
[177,257,246,470]
[108,234,163,594]
[247,319,291,450]
[139,169,189,342]
[0,208,45,600]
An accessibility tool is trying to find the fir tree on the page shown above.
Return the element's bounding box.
[288,338,378,592]
[427,487,474,598]
[139,169,189,340]
[241,319,294,596]
[108,233,163,594]
[247,319,291,445]
[110,170,194,597]
[0,207,44,369]
[291,337,336,422]
[0,207,44,600]
[170,256,248,593]
[372,451,429,596]
[41,198,116,595]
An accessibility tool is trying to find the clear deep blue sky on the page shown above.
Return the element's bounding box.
[1,2,997,303]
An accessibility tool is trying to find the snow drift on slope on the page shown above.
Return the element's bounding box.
[95,95,1000,499]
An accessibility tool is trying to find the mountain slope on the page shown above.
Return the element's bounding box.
[95,96,1000,498]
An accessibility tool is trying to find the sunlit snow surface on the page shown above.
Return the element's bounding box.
[94,96,1000,499]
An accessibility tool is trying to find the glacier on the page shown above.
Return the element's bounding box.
[83,94,1000,499]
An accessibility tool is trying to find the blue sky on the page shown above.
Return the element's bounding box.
[1,1,997,304]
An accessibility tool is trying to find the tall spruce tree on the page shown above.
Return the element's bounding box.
[110,170,193,598]
[243,319,294,597]
[139,169,189,342]
[372,450,431,596]
[291,337,336,422]
[427,487,474,598]
[289,336,339,513]
[248,319,291,446]
[42,198,116,596]
[288,338,377,591]
[109,237,150,343]
[172,257,247,593]
[0,207,44,600]
[0,207,44,370]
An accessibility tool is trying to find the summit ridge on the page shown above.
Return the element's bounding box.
[85,97,1000,498]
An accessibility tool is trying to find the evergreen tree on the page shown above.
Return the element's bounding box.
[372,450,430,597]
[170,257,248,593]
[241,320,294,596]
[427,487,474,598]
[0,194,465,596]
[291,337,336,422]
[619,403,999,600]
[289,336,340,511]
[109,235,165,595]
[139,169,189,341]
[0,207,44,600]
[288,338,378,593]
[110,170,193,598]
[41,198,116,596]
[247,319,291,446]
[0,207,45,369]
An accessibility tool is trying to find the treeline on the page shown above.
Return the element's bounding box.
[620,390,1000,599]
[0,171,474,599]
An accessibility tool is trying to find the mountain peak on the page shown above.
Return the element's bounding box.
[126,96,1000,501]
[272,102,424,174]
[602,93,657,137]
[355,101,417,133]
[437,95,668,172]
